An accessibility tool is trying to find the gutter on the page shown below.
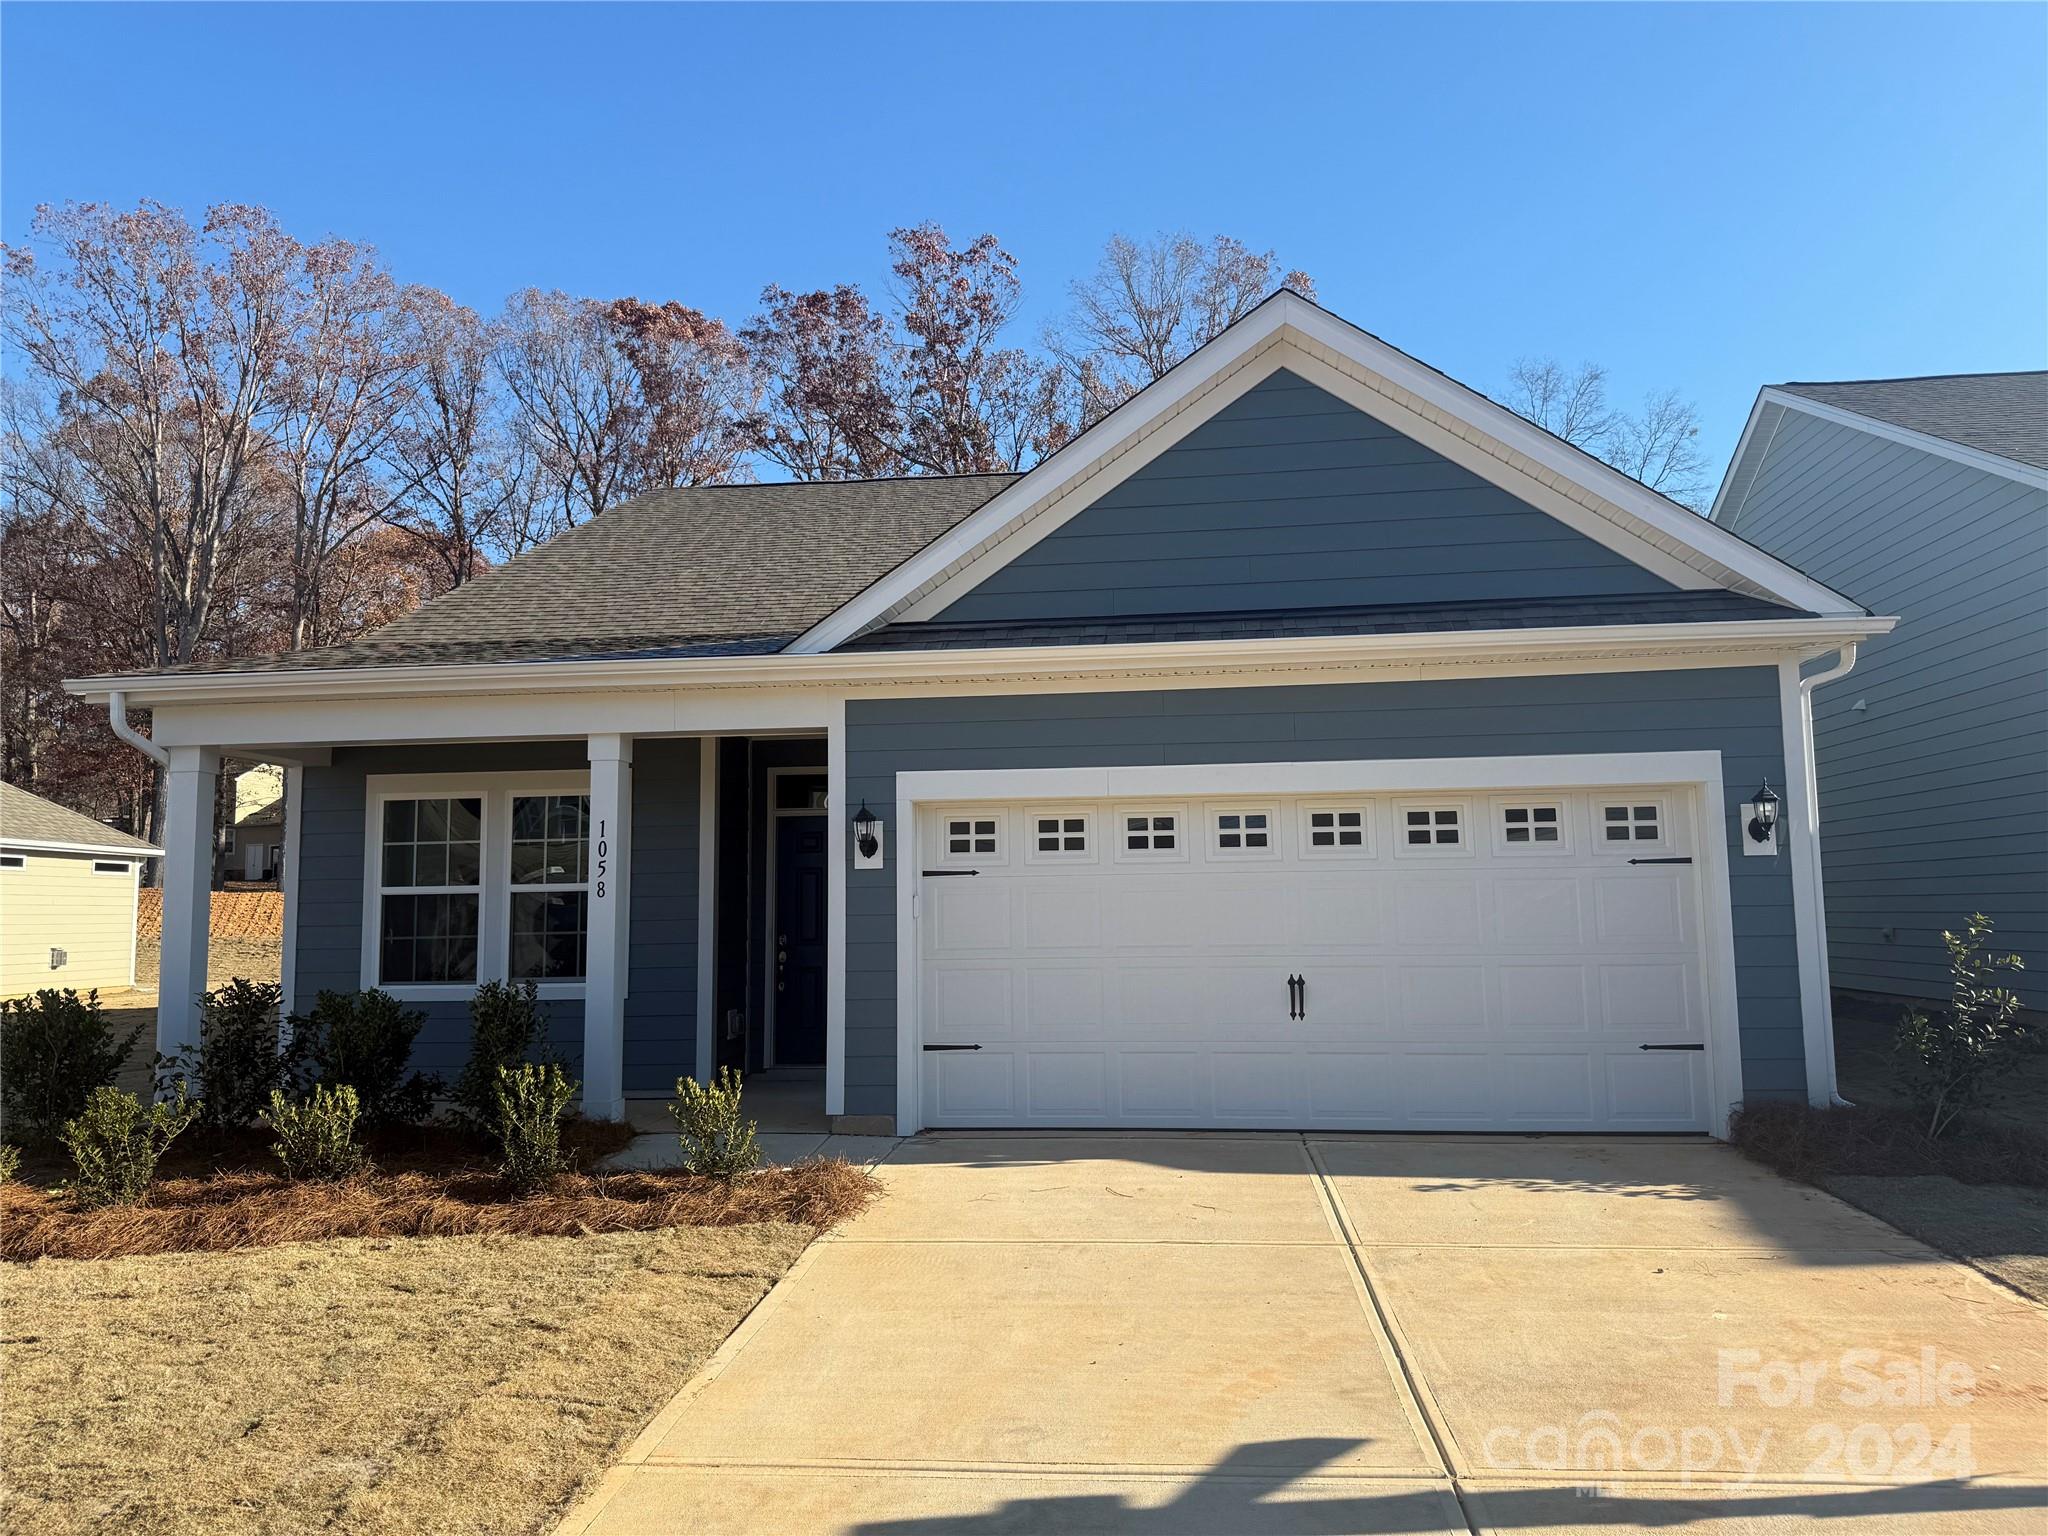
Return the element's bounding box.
[1797,644,1861,1108]
[66,615,1898,710]
[106,689,170,766]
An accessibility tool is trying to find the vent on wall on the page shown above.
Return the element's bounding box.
[49,947,67,970]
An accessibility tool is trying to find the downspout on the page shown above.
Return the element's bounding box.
[106,690,170,767]
[1796,645,1859,1106]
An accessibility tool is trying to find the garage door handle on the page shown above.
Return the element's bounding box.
[1639,1043,1705,1051]
[923,1043,982,1051]
[1287,974,1304,1020]
[1628,856,1693,865]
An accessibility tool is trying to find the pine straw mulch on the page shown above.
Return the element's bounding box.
[1729,1098,2048,1188]
[1,1122,877,1262]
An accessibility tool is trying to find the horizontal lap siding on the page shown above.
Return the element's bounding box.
[845,666,1801,1119]
[1726,411,2048,1006]
[934,369,1673,623]
[296,741,701,1089]
[0,854,139,995]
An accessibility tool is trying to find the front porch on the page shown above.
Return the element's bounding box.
[143,710,865,1134]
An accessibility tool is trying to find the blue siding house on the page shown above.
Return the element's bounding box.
[1712,374,2047,1010]
[71,292,1889,1138]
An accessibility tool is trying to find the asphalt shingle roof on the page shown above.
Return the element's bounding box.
[844,591,1811,651]
[161,476,1018,674]
[1777,373,2048,470]
[1,781,159,853]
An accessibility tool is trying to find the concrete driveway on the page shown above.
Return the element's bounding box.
[560,1135,2048,1535]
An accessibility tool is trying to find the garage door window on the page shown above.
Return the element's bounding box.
[1211,808,1276,858]
[944,815,1001,861]
[1398,804,1465,852]
[1302,805,1370,856]
[1498,802,1566,852]
[1029,812,1091,862]
[1118,810,1183,859]
[1602,802,1664,846]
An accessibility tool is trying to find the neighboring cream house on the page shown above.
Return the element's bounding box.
[0,781,160,995]
[220,762,287,885]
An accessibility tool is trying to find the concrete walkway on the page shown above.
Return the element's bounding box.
[559,1134,2048,1535]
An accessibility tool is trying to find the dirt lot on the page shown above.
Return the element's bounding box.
[0,1224,813,1536]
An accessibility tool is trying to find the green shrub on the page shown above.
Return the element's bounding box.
[156,978,298,1127]
[289,990,439,1126]
[1893,914,2031,1139]
[668,1067,760,1177]
[60,1085,201,1207]
[262,1084,368,1181]
[493,1062,577,1195]
[0,1143,19,1183]
[454,980,547,1134]
[0,988,141,1144]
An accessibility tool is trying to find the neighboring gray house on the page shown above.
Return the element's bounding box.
[1712,372,2047,1011]
[68,292,1889,1138]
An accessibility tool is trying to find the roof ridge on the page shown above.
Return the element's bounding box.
[1779,370,2048,387]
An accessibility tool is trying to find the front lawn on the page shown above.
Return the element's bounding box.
[1,1223,812,1535]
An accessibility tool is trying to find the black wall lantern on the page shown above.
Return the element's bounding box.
[852,801,881,861]
[1747,779,1781,844]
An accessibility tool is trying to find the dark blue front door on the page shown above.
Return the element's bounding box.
[773,815,828,1065]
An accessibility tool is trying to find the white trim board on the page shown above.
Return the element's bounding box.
[794,290,1864,651]
[889,750,1757,1143]
[0,836,162,859]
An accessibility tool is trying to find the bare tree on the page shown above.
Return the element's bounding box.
[737,284,904,480]
[383,292,533,589]
[496,288,641,534]
[1052,232,1317,426]
[273,238,419,648]
[1504,357,1711,509]
[605,298,753,489]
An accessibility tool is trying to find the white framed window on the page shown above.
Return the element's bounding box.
[1494,798,1569,854]
[1116,806,1186,861]
[1600,799,1667,849]
[0,854,23,870]
[1209,805,1278,859]
[221,826,237,854]
[1026,809,1093,863]
[361,771,591,999]
[938,808,1004,865]
[508,793,590,981]
[1395,801,1468,855]
[1300,803,1372,858]
[92,860,134,875]
[375,792,485,987]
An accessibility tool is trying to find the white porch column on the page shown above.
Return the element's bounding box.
[582,734,632,1121]
[156,745,219,1059]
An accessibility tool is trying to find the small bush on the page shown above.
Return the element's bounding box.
[60,1086,202,1208]
[0,1144,19,1183]
[1892,914,2031,1139]
[0,988,142,1144]
[668,1067,760,1177]
[262,1085,368,1181]
[454,980,547,1134]
[493,1062,578,1195]
[156,978,297,1128]
[289,990,439,1126]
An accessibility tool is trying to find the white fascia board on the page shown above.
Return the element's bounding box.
[791,291,1865,648]
[2,836,162,859]
[1750,388,2048,492]
[71,616,1895,717]
[1707,391,1774,527]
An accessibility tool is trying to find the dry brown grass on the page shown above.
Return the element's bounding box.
[135,888,284,943]
[0,1158,876,1261]
[1,1222,815,1535]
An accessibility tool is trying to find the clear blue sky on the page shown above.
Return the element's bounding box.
[4,3,2042,478]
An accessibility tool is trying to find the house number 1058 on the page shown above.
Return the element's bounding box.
[595,818,608,900]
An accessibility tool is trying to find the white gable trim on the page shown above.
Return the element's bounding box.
[790,292,1862,654]
[1713,389,2048,528]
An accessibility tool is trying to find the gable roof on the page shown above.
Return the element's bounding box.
[789,290,1864,652]
[1775,373,2047,471]
[1,781,159,856]
[163,475,1016,673]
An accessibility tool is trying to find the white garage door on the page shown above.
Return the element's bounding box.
[917,786,1715,1131]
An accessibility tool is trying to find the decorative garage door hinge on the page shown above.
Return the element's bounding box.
[922,868,979,877]
[1627,856,1693,865]
[923,1043,983,1051]
[1638,1043,1706,1051]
